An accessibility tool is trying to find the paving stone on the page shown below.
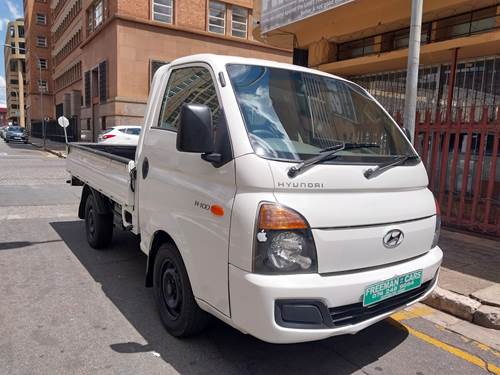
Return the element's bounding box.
[439,267,494,296]
[424,287,481,321]
[473,305,500,330]
[471,285,500,308]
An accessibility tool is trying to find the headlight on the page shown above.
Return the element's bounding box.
[431,198,441,248]
[253,203,317,274]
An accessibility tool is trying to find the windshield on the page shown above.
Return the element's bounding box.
[227,64,415,163]
[8,127,22,132]
[127,127,141,135]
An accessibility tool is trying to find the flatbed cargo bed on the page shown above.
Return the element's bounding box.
[66,143,136,208]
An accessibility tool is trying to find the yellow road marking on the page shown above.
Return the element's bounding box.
[390,311,500,374]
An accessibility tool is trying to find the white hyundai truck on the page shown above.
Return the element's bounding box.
[66,54,442,344]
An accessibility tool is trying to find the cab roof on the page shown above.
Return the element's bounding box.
[156,54,346,82]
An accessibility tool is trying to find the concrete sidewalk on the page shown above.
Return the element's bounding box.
[30,137,67,158]
[425,230,500,330]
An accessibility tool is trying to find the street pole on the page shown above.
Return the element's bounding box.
[403,0,423,144]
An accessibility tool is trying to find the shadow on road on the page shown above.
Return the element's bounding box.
[0,239,63,251]
[51,220,410,375]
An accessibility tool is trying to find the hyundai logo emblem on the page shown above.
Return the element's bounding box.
[383,229,404,248]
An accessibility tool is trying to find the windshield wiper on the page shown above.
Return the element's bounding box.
[364,154,420,179]
[288,142,379,178]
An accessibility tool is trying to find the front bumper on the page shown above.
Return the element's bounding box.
[7,135,27,142]
[229,246,442,344]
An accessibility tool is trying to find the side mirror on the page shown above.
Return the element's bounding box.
[177,103,214,153]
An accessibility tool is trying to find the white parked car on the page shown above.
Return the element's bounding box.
[98,126,141,145]
[67,54,442,344]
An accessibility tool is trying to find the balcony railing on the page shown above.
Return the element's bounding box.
[338,5,500,61]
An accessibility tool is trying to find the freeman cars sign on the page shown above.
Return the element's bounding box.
[261,0,353,33]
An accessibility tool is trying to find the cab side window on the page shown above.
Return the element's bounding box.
[157,67,221,131]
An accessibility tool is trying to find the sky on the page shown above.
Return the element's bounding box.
[0,0,24,108]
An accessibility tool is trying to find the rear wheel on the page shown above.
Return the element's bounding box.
[84,193,113,249]
[153,243,209,337]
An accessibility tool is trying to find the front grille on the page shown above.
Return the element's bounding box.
[328,280,433,327]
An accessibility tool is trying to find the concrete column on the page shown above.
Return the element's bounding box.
[17,60,25,128]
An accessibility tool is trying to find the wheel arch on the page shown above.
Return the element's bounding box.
[145,230,177,287]
[78,184,112,219]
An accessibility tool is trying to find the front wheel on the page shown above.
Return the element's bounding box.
[84,193,113,249]
[153,243,209,337]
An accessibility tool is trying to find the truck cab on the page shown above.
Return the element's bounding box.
[68,54,442,344]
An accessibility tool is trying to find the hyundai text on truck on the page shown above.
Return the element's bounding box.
[66,54,442,344]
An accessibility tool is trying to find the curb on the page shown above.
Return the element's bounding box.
[30,142,67,158]
[424,287,500,330]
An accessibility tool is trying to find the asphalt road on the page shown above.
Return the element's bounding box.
[0,141,498,375]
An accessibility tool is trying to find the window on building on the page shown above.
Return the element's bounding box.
[18,25,25,37]
[94,0,104,27]
[10,79,18,85]
[38,58,48,70]
[152,0,173,24]
[36,36,47,47]
[18,42,25,53]
[10,61,17,72]
[231,6,248,38]
[208,1,226,34]
[38,80,48,92]
[87,0,107,34]
[158,67,221,131]
[9,25,15,37]
[36,13,47,25]
[150,60,169,81]
[10,92,17,97]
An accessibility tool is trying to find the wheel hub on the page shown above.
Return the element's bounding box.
[161,261,182,319]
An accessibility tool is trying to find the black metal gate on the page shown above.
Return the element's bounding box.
[30,117,78,143]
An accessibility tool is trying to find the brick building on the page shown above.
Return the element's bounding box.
[24,0,290,141]
[3,19,26,127]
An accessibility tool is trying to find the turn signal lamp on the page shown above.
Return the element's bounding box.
[258,204,308,230]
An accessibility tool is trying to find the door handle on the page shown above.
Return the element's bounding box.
[142,157,149,179]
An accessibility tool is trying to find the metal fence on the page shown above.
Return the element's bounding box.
[353,56,500,123]
[395,107,500,236]
[31,117,78,143]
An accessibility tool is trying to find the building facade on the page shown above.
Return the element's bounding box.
[3,19,26,127]
[24,0,290,141]
[255,0,500,235]
[24,0,55,129]
[256,0,500,121]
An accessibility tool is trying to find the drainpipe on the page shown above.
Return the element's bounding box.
[403,0,423,144]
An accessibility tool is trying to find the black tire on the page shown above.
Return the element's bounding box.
[84,193,113,249]
[153,243,209,337]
